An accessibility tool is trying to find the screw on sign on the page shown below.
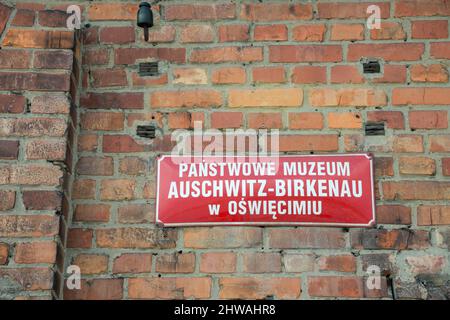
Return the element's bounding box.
[156,154,376,227]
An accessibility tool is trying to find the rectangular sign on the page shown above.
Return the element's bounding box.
[156,154,375,227]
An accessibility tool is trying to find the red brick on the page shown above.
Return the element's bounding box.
[269,228,346,249]
[328,112,362,129]
[12,9,35,27]
[252,67,285,83]
[393,135,423,153]
[443,158,450,176]
[7,165,63,186]
[212,67,246,84]
[100,179,136,201]
[211,112,243,129]
[248,113,283,129]
[184,227,262,249]
[395,0,450,17]
[375,157,394,177]
[2,29,74,49]
[117,204,154,224]
[74,204,110,223]
[219,277,300,299]
[151,90,222,108]
[200,253,237,273]
[351,229,430,250]
[219,24,249,42]
[228,88,302,107]
[0,140,19,160]
[348,43,424,61]
[38,10,67,27]
[96,228,177,249]
[115,48,186,65]
[318,2,390,19]
[168,112,191,129]
[372,65,407,83]
[180,25,214,43]
[0,94,25,114]
[0,215,59,237]
[146,26,176,43]
[383,181,450,200]
[190,47,262,63]
[67,228,93,248]
[430,135,450,152]
[132,73,168,87]
[113,253,152,274]
[409,111,447,129]
[0,50,31,68]
[156,253,195,273]
[417,205,450,226]
[393,88,450,105]
[0,191,15,211]
[64,279,123,300]
[279,135,338,152]
[431,42,450,59]
[317,255,357,272]
[410,64,448,82]
[81,92,143,110]
[84,48,109,65]
[242,253,281,273]
[0,118,67,137]
[292,66,326,84]
[72,179,96,200]
[330,24,364,41]
[289,113,323,130]
[128,277,211,299]
[173,68,207,85]
[310,88,386,107]
[0,267,53,291]
[30,94,70,114]
[0,243,8,264]
[370,22,406,40]
[331,65,364,84]
[25,139,66,160]
[0,72,70,91]
[412,20,448,39]
[241,3,312,21]
[254,25,287,41]
[309,276,363,298]
[103,135,145,153]
[165,3,235,21]
[15,241,56,264]
[88,3,137,20]
[91,68,127,88]
[283,254,315,273]
[78,134,98,152]
[367,111,404,129]
[376,205,412,225]
[81,112,124,131]
[0,3,12,35]
[292,24,326,42]
[99,26,135,44]
[119,157,147,176]
[405,255,446,275]
[22,191,62,210]
[73,254,108,275]
[270,45,342,62]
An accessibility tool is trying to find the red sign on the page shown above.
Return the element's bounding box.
[156,154,375,227]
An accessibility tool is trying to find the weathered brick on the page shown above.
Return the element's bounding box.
[25,139,66,160]
[279,135,338,152]
[254,24,288,41]
[399,157,436,175]
[146,26,176,43]
[211,112,243,129]
[331,65,364,84]
[200,253,237,273]
[292,66,326,84]
[376,205,411,225]
[318,2,390,19]
[308,276,363,298]
[328,112,362,129]
[99,27,135,44]
[392,88,450,105]
[115,48,186,65]
[2,29,73,49]
[219,277,301,299]
[383,181,450,200]
[0,268,53,291]
[351,229,430,250]
[30,94,70,114]
[34,50,73,69]
[81,112,124,131]
[0,190,15,211]
[64,279,123,300]
[0,49,31,68]
[184,227,262,249]
[88,3,137,20]
[113,253,153,274]
[248,113,283,129]
[81,92,144,109]
[430,135,450,152]
[212,67,246,84]
[0,72,70,91]
[73,254,108,275]
[405,255,446,275]
[165,3,235,21]
[218,24,249,42]
[289,113,323,130]
[431,42,450,59]
[156,253,196,273]
[374,157,394,177]
[330,24,364,41]
[151,90,222,108]
[0,140,19,160]
[173,68,207,85]
[100,179,136,201]
[310,88,386,107]
[190,47,263,63]
[370,22,406,40]
[395,0,450,17]
[96,228,177,249]
[417,205,450,226]
[15,241,56,264]
[270,45,342,62]
[412,20,448,39]
[292,24,326,41]
[252,66,285,83]
[72,179,96,200]
[180,25,214,43]
[348,43,424,61]
[67,228,93,248]
[91,68,128,88]
[410,64,448,82]
[393,135,423,153]
[367,111,404,129]
[0,94,26,114]
[283,254,315,273]
[117,204,153,224]
[119,157,147,176]
[0,215,59,237]
[269,228,346,249]
[128,277,211,299]
[0,243,8,265]
[241,3,312,21]
[242,253,281,273]
[317,255,356,272]
[22,191,61,210]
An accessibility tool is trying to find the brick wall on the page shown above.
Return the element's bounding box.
[1,0,450,300]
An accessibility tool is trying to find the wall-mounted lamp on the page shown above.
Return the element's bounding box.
[137,2,153,41]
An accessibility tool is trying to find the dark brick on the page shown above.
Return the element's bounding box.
[22,191,62,210]
[0,140,19,159]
